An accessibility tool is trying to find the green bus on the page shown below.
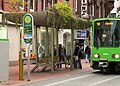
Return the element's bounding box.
[91,18,120,72]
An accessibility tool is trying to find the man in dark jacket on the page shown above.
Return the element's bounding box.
[78,45,82,69]
[73,44,83,69]
[85,45,91,63]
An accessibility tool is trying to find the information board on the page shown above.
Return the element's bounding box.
[74,30,86,39]
[23,14,33,44]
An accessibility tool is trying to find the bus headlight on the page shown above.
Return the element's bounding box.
[94,54,100,58]
[112,54,119,59]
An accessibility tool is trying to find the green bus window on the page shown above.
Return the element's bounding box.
[94,20,120,47]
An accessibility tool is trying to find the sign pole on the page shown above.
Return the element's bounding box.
[23,13,34,81]
[19,51,23,80]
[26,44,31,81]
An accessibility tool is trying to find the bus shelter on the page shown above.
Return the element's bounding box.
[3,11,75,72]
[27,11,75,73]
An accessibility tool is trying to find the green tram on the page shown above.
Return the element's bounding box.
[91,18,120,72]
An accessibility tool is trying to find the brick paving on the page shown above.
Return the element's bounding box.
[0,59,92,86]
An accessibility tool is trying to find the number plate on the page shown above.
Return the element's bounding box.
[99,61,108,68]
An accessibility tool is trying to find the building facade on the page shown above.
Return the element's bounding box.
[0,0,115,18]
[87,0,115,18]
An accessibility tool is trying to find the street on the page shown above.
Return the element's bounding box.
[21,69,120,86]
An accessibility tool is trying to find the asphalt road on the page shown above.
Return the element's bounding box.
[21,70,120,86]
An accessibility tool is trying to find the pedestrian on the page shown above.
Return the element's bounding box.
[73,44,79,69]
[38,43,44,58]
[57,44,62,68]
[78,44,82,69]
[61,45,66,63]
[54,44,57,56]
[85,45,91,63]
[67,49,71,64]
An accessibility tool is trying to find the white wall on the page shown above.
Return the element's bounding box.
[0,14,2,22]
[7,26,72,61]
[0,41,9,81]
[58,30,64,45]
[63,29,71,42]
[111,0,120,12]
[114,0,120,8]
[8,25,20,61]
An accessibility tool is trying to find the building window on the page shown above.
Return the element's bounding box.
[75,0,78,11]
[41,0,44,11]
[35,0,38,11]
[30,0,34,11]
[92,5,94,16]
[90,3,94,17]
[2,0,4,10]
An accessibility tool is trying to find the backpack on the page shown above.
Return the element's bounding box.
[78,48,82,57]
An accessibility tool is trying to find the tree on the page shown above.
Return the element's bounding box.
[47,2,92,29]
[46,2,74,29]
[2,0,26,26]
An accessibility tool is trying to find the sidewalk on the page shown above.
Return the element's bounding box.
[0,59,92,86]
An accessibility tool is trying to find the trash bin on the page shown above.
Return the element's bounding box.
[0,40,9,81]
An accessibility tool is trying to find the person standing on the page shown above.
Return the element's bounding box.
[85,45,91,63]
[61,45,66,63]
[78,45,82,69]
[54,45,57,56]
[73,44,79,69]
[38,43,44,58]
[57,44,62,68]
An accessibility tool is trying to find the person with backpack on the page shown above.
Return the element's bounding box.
[38,43,44,58]
[73,44,82,69]
[78,45,82,69]
[73,44,79,69]
[85,45,91,63]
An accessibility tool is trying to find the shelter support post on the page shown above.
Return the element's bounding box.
[56,28,59,56]
[30,26,39,73]
[70,27,74,70]
[45,27,49,57]
[51,27,54,73]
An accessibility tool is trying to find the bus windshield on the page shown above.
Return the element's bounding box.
[94,20,120,47]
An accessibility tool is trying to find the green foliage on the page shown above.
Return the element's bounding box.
[2,0,25,27]
[47,2,92,29]
[47,2,74,28]
[2,12,25,27]
[53,2,73,18]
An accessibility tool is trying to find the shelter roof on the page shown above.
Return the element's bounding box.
[2,11,92,29]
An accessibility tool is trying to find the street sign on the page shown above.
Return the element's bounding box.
[23,14,34,44]
[74,30,86,39]
[23,13,34,81]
